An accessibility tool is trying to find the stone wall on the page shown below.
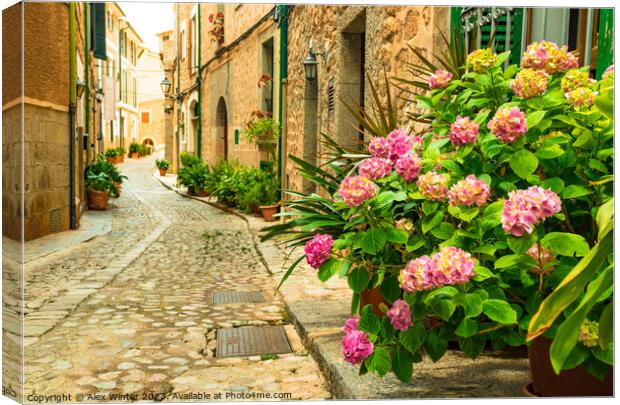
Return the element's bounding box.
[199,4,280,167]
[138,99,166,150]
[284,5,450,193]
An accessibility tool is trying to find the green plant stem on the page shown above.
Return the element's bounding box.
[476,324,507,335]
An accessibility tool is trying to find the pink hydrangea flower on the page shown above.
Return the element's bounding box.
[343,316,360,334]
[368,137,389,158]
[337,176,378,207]
[521,41,578,73]
[448,175,491,207]
[358,157,392,180]
[429,69,453,89]
[449,116,479,147]
[387,128,413,162]
[387,299,413,331]
[512,68,549,99]
[427,247,476,286]
[304,234,334,269]
[399,255,433,293]
[602,65,614,81]
[417,171,449,201]
[561,70,596,93]
[487,107,528,143]
[565,87,597,108]
[411,135,424,153]
[394,152,422,182]
[466,48,498,73]
[342,330,374,364]
[527,243,555,274]
[579,320,599,348]
[501,186,562,236]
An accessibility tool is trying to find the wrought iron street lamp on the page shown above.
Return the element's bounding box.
[160,78,172,96]
[76,79,86,98]
[303,53,318,81]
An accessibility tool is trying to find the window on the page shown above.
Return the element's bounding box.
[162,35,169,41]
[141,111,150,124]
[107,10,113,32]
[190,14,197,70]
[180,22,187,60]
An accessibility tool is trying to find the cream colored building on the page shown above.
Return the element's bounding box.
[101,2,142,153]
[137,48,166,151]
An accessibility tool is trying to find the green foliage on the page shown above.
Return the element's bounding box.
[85,154,127,195]
[261,39,614,382]
[129,142,140,154]
[180,152,202,168]
[105,148,119,158]
[155,159,170,170]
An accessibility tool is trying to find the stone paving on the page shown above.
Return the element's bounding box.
[18,156,330,401]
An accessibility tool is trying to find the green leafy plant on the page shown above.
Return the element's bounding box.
[105,149,119,158]
[180,152,202,168]
[116,147,126,156]
[85,171,112,192]
[155,159,170,170]
[262,43,614,383]
[85,154,127,196]
[129,142,140,154]
[243,111,280,160]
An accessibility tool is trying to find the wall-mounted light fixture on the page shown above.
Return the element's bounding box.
[160,78,172,96]
[76,79,86,98]
[303,38,328,81]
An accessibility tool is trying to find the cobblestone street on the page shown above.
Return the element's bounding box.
[20,156,330,400]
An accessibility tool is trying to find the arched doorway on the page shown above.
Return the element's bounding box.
[189,99,199,155]
[216,97,228,161]
[143,138,154,147]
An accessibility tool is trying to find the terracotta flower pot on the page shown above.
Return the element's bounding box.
[527,336,613,396]
[193,187,209,197]
[159,168,168,177]
[360,285,390,316]
[131,152,140,159]
[87,189,109,211]
[259,204,279,221]
[119,155,125,163]
[106,156,117,164]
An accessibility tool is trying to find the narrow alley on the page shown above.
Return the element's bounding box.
[21,156,329,400]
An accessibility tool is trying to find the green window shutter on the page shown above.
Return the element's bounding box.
[452,7,524,65]
[91,3,106,60]
[595,8,614,79]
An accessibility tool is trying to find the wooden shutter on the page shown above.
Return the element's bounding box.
[453,7,525,65]
[91,3,106,60]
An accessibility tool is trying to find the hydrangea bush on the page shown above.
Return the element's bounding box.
[264,42,613,382]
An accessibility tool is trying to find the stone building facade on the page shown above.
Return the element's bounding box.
[170,3,281,168]
[2,1,107,241]
[137,48,166,151]
[283,5,450,194]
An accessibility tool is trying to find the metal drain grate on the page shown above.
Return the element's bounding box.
[50,208,61,233]
[213,291,266,304]
[216,326,291,358]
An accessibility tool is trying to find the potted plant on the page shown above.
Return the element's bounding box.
[105,148,119,164]
[86,154,127,198]
[243,111,279,162]
[85,171,112,211]
[255,176,279,221]
[116,147,126,163]
[156,159,170,176]
[261,42,613,394]
[129,142,140,159]
[208,12,224,46]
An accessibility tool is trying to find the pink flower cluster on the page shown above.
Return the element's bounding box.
[358,157,393,180]
[337,176,378,207]
[394,152,422,182]
[387,129,414,162]
[449,116,480,147]
[602,65,614,81]
[561,70,596,93]
[565,87,597,108]
[341,317,373,364]
[520,41,578,74]
[399,247,476,293]
[429,69,453,89]
[448,175,491,207]
[501,186,562,237]
[512,68,549,99]
[527,243,555,274]
[368,136,389,158]
[466,48,498,73]
[417,171,449,201]
[387,299,413,331]
[487,107,528,143]
[304,234,334,269]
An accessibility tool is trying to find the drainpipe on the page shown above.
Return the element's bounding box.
[84,3,90,162]
[69,3,77,229]
[196,4,202,158]
[176,3,181,159]
[277,5,288,201]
